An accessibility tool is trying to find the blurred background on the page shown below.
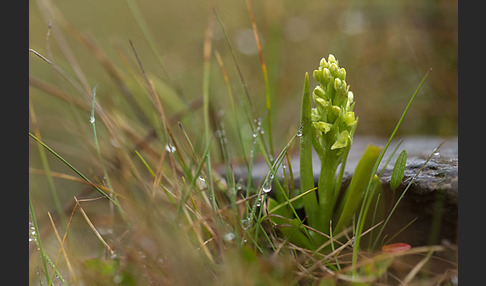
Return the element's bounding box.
[29,0,457,219]
[29,0,458,136]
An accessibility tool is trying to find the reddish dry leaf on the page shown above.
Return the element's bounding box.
[381,242,411,253]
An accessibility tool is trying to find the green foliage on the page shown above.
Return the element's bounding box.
[333,146,382,236]
[271,55,383,250]
[390,150,407,190]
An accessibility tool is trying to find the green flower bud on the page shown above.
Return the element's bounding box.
[334,78,342,91]
[330,63,339,78]
[343,112,356,126]
[320,57,328,68]
[347,91,354,103]
[340,82,349,96]
[322,68,331,83]
[314,68,327,83]
[328,54,337,64]
[313,121,332,134]
[313,85,326,99]
[331,130,351,150]
[339,68,346,81]
[331,105,341,118]
[314,97,328,108]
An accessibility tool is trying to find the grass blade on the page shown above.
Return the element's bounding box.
[29,194,51,283]
[299,73,317,227]
[29,99,66,226]
[245,0,274,156]
[333,145,381,235]
[202,15,217,211]
[351,68,432,272]
[29,132,117,205]
[372,141,445,250]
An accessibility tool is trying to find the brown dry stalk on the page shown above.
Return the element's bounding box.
[74,196,115,257]
[47,211,77,285]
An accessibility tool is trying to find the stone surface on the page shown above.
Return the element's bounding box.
[230,136,458,246]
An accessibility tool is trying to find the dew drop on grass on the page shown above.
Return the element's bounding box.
[223,232,235,242]
[262,183,272,193]
[262,174,274,193]
[29,221,36,243]
[296,129,303,137]
[165,143,176,153]
[110,252,119,260]
[197,176,207,189]
[241,219,252,230]
[268,154,274,162]
[256,197,262,207]
[89,116,95,124]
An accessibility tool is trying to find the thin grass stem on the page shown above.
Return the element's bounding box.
[351,68,432,273]
[372,141,445,250]
[29,132,117,204]
[29,98,66,226]
[29,194,51,283]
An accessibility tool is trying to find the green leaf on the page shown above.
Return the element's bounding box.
[268,198,315,250]
[390,150,407,190]
[332,145,381,235]
[300,72,318,227]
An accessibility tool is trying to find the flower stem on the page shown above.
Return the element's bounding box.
[316,149,339,236]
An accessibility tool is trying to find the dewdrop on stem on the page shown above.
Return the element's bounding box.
[262,174,274,193]
[165,143,176,153]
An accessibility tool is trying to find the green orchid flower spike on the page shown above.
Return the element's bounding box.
[312,54,357,152]
[308,54,359,238]
[271,54,383,250]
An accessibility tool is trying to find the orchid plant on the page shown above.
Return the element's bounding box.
[268,54,384,249]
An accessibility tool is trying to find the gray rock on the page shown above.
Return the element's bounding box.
[230,136,458,246]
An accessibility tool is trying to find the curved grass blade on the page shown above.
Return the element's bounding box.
[245,0,274,156]
[29,194,51,283]
[378,138,404,179]
[371,141,445,250]
[29,132,117,205]
[351,68,432,272]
